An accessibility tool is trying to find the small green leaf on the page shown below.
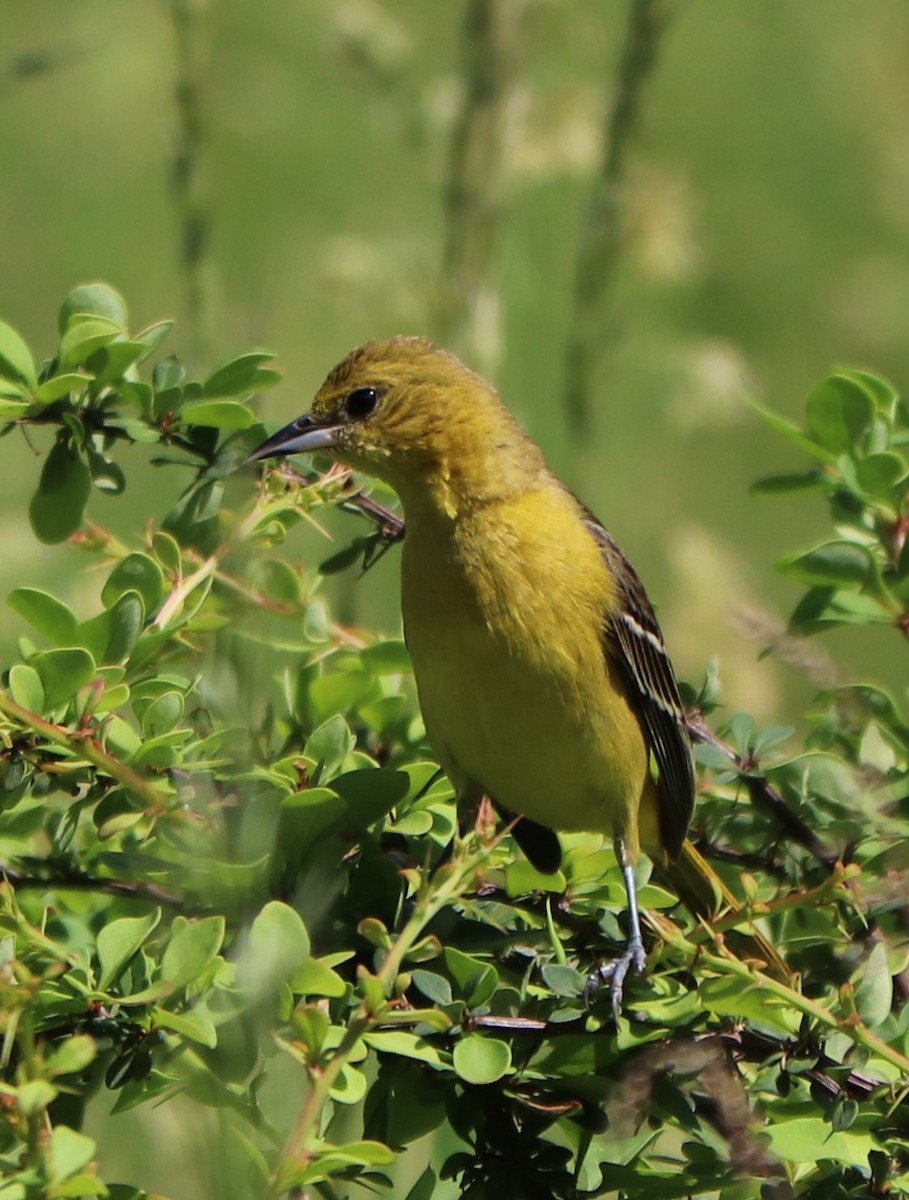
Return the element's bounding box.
[8,587,78,645]
[241,901,311,999]
[541,964,586,997]
[411,969,453,1006]
[35,372,91,402]
[46,1035,97,1076]
[362,1029,443,1066]
[153,1008,217,1048]
[748,399,836,464]
[453,1035,512,1084]
[854,942,892,1027]
[304,715,355,779]
[806,373,875,456]
[134,319,174,360]
[102,553,165,616]
[59,317,123,369]
[777,541,874,588]
[17,1079,58,1116]
[291,957,347,998]
[750,470,828,495]
[32,647,95,708]
[855,451,907,496]
[58,282,128,334]
[161,915,226,990]
[179,400,255,430]
[8,664,45,711]
[505,859,566,897]
[359,640,412,674]
[48,1126,96,1183]
[97,911,161,989]
[29,441,92,544]
[0,319,37,388]
[203,351,278,398]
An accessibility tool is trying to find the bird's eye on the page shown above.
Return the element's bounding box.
[346,387,379,418]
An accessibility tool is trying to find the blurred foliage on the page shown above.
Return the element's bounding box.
[0,284,908,1198]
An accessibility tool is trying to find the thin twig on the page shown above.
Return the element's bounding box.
[563,0,672,438]
[0,864,187,909]
[438,0,524,374]
[169,0,212,362]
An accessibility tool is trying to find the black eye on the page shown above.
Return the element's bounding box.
[346,387,379,418]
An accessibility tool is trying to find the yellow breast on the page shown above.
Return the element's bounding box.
[400,486,653,849]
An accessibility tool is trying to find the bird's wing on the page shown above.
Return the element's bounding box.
[580,509,695,858]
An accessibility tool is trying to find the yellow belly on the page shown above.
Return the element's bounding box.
[400,488,655,855]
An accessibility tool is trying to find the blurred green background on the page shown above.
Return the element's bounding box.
[4,1,909,731]
[5,2,909,1194]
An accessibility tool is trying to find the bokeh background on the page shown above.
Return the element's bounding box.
[4,2,909,1193]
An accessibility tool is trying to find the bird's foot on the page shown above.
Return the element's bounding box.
[585,935,647,1019]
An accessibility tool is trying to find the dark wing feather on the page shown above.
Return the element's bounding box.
[580,508,695,858]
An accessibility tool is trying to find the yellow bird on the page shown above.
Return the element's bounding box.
[247,337,703,1010]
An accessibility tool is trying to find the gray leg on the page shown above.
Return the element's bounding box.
[594,837,647,1017]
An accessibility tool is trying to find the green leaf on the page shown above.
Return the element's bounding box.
[134,319,174,360]
[541,964,586,997]
[748,399,836,464]
[46,1035,97,1076]
[764,1116,881,1167]
[102,553,165,616]
[304,715,355,779]
[359,640,412,674]
[362,1030,443,1067]
[48,1126,96,1183]
[777,541,874,588]
[179,400,255,430]
[806,373,875,456]
[854,942,892,1027]
[7,587,78,645]
[161,915,226,990]
[443,947,499,1007]
[855,451,907,496]
[0,319,37,389]
[32,647,95,708]
[153,1008,217,1048]
[330,1063,368,1105]
[29,441,92,544]
[749,470,828,495]
[331,768,410,827]
[58,282,128,334]
[291,957,347,998]
[203,351,278,398]
[35,372,91,402]
[59,317,123,369]
[17,1078,57,1115]
[97,911,161,989]
[505,859,567,896]
[453,1035,512,1084]
[8,664,45,711]
[241,901,311,999]
[410,969,453,1006]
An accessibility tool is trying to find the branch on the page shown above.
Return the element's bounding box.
[563,0,672,437]
[437,0,524,372]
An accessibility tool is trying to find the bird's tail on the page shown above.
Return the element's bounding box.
[657,838,790,980]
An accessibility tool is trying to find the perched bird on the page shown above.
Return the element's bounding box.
[246,337,761,1010]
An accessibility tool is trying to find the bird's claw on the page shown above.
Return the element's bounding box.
[585,936,647,1019]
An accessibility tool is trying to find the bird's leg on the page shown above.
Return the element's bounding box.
[589,837,647,1018]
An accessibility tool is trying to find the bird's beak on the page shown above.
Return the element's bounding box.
[244,414,341,465]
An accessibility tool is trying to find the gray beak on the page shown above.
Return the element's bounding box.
[244,414,341,466]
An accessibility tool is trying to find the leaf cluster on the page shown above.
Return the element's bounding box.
[0,293,907,1199]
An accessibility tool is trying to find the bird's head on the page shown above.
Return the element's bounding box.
[246,336,546,514]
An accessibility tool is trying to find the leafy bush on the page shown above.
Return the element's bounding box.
[0,285,907,1199]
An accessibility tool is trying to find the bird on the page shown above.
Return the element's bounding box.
[245,336,771,1011]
